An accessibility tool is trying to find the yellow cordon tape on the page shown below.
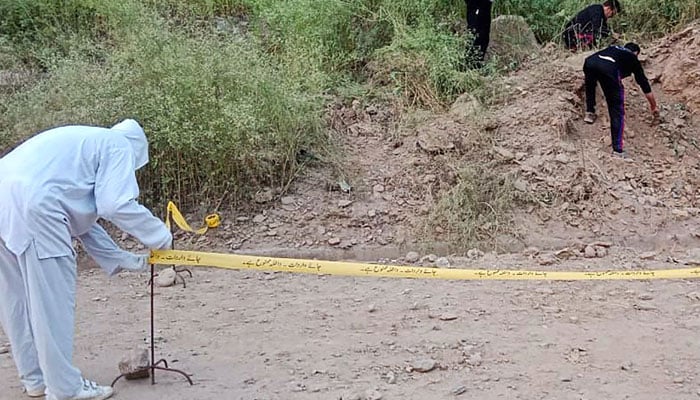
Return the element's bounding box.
[165,201,221,235]
[159,201,700,281]
[150,249,700,281]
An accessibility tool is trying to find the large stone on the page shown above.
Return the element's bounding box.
[685,248,700,265]
[254,188,274,203]
[405,251,420,263]
[416,128,455,153]
[415,118,467,154]
[156,268,177,287]
[487,15,540,68]
[435,257,451,268]
[449,93,483,120]
[118,349,150,380]
[583,245,597,258]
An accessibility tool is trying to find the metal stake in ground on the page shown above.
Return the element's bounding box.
[112,208,194,388]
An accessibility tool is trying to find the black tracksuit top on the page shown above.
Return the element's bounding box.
[565,4,610,44]
[587,45,653,94]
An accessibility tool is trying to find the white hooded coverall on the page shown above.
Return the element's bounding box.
[0,119,172,399]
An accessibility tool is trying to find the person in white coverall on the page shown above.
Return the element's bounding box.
[0,119,172,400]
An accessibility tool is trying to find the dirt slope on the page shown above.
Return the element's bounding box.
[494,26,700,256]
[173,22,700,264]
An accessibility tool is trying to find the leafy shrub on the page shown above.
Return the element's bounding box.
[369,25,483,107]
[617,0,698,36]
[0,0,132,68]
[0,7,325,208]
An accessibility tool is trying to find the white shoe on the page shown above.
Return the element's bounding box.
[25,385,46,397]
[46,378,114,400]
[611,150,633,162]
[584,112,597,124]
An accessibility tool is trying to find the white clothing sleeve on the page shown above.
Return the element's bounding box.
[77,223,144,276]
[94,143,172,250]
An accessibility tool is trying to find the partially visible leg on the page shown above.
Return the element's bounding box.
[600,72,625,152]
[465,0,480,64]
[20,243,83,399]
[0,240,44,393]
[475,0,492,58]
[562,26,580,50]
[466,0,478,35]
[583,65,598,114]
[578,33,594,50]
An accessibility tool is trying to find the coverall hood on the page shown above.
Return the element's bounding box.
[111,119,149,170]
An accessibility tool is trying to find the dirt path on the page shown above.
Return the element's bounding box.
[3,251,700,399]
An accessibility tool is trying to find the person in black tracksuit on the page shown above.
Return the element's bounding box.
[563,0,620,51]
[583,43,658,155]
[466,0,493,64]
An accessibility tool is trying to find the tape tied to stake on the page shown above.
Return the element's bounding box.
[166,201,220,235]
[150,249,700,281]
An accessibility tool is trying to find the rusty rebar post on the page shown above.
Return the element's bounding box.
[112,207,194,388]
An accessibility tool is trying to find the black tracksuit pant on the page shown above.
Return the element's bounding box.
[584,55,626,153]
[466,0,492,61]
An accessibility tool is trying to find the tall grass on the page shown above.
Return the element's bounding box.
[0,1,325,208]
[495,0,699,42]
[618,0,699,36]
[0,0,142,68]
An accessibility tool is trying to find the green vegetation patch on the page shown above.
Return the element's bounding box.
[0,1,324,208]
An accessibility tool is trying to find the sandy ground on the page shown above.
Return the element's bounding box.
[3,249,700,400]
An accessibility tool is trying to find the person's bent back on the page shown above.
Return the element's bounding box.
[0,120,171,400]
[562,0,621,51]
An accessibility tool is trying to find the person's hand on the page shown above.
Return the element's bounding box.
[650,106,660,125]
[157,231,173,250]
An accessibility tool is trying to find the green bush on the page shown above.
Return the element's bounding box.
[145,0,251,18]
[0,0,133,68]
[0,4,325,208]
[371,24,484,107]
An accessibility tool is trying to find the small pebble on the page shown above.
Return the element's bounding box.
[452,385,467,395]
[405,251,420,263]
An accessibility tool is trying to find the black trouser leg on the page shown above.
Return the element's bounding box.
[475,0,492,57]
[583,64,598,113]
[600,72,625,152]
[466,0,492,60]
[562,30,575,50]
